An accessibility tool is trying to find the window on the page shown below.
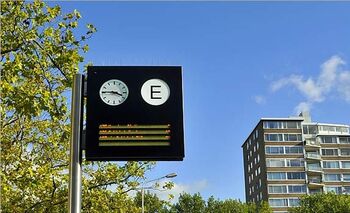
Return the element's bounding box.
[266,147,284,154]
[287,159,304,167]
[323,161,340,169]
[267,159,285,167]
[265,133,302,142]
[268,185,287,194]
[267,159,304,167]
[263,121,300,129]
[286,122,300,129]
[319,125,336,132]
[269,198,288,207]
[267,172,286,180]
[289,198,300,207]
[255,130,258,139]
[325,186,342,194]
[287,172,305,180]
[337,127,349,133]
[343,174,350,182]
[307,162,321,171]
[324,174,341,182]
[319,136,337,144]
[339,137,350,144]
[343,186,350,194]
[341,149,350,156]
[288,185,306,193]
[285,146,303,154]
[264,121,279,129]
[309,189,322,194]
[266,146,303,155]
[303,125,317,134]
[322,149,339,156]
[284,134,302,142]
[265,134,283,141]
[342,162,350,168]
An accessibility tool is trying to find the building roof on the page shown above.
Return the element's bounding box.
[260,117,304,121]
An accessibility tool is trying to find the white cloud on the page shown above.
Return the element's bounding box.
[127,179,208,204]
[338,71,350,102]
[271,55,350,113]
[144,179,208,203]
[253,95,266,105]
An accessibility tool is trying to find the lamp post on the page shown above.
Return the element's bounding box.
[141,173,177,213]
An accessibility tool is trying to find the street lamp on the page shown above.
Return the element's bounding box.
[141,173,177,213]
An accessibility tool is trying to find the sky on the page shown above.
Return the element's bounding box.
[58,2,350,202]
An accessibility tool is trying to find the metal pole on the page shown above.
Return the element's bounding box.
[68,74,83,213]
[142,188,145,213]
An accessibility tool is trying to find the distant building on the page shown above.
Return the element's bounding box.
[242,112,350,213]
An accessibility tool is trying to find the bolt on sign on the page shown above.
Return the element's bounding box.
[85,66,184,161]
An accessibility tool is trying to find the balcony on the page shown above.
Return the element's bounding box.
[304,139,321,150]
[309,188,323,194]
[306,165,323,174]
[307,178,324,189]
[305,153,321,161]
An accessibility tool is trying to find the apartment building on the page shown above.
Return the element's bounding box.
[242,113,350,213]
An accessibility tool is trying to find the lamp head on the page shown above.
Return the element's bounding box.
[165,173,177,178]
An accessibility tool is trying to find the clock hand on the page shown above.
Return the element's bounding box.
[102,91,122,96]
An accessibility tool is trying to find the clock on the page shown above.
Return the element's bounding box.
[99,79,129,106]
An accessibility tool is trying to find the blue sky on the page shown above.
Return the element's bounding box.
[59,2,350,201]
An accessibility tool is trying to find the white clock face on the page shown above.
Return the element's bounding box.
[99,79,129,106]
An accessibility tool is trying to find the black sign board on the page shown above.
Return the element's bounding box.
[85,66,184,161]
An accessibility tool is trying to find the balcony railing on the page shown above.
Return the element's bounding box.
[305,139,321,147]
[305,153,321,160]
[308,178,323,184]
[306,166,323,172]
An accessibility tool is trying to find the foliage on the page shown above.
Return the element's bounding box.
[1,1,155,212]
[134,191,171,213]
[289,193,350,213]
[169,193,271,213]
[132,191,273,213]
[173,193,206,213]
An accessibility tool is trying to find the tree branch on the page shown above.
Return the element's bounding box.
[31,40,68,80]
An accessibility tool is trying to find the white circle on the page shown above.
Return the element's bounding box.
[141,79,170,106]
[99,79,129,106]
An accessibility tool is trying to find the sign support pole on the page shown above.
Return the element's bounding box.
[68,74,84,213]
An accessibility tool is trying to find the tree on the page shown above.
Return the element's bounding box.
[1,1,155,212]
[205,196,271,213]
[289,193,350,213]
[170,193,271,213]
[133,191,171,213]
[173,193,206,213]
